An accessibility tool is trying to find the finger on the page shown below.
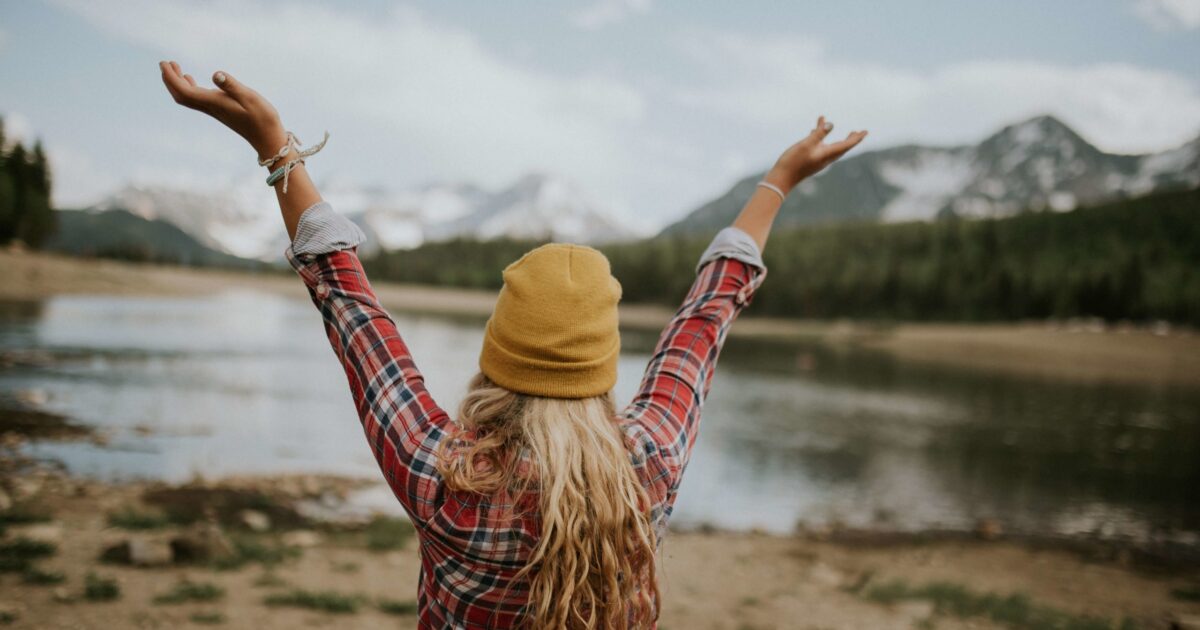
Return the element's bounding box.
[820,130,868,160]
[160,61,233,112]
[814,115,833,141]
[183,74,197,87]
[212,70,253,106]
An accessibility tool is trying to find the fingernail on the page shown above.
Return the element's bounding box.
[823,122,834,132]
[214,72,226,84]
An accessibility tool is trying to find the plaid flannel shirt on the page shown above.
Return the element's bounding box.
[286,203,766,629]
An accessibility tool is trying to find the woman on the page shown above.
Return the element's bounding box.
[159,60,866,629]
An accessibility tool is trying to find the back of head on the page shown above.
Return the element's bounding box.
[438,244,659,628]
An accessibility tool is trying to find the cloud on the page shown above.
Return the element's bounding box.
[48,0,652,215]
[569,0,652,29]
[672,31,1200,154]
[1134,0,1200,30]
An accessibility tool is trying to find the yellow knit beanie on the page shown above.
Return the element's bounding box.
[479,243,622,398]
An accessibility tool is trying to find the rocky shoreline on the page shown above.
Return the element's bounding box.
[1,450,1198,629]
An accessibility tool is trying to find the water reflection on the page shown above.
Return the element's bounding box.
[0,293,1197,543]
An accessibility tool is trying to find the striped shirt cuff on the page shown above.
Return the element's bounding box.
[289,200,367,256]
[695,226,766,274]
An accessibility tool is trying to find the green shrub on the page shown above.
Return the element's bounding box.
[154,579,225,604]
[84,572,120,601]
[264,589,364,614]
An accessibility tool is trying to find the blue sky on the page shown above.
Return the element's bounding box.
[2,0,1199,228]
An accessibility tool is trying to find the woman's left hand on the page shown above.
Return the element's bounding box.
[159,60,287,162]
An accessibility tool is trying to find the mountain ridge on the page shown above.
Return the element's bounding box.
[90,173,638,261]
[661,115,1200,235]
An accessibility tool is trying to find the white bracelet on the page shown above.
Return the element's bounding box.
[756,180,787,204]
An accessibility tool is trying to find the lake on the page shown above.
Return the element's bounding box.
[1,291,1197,544]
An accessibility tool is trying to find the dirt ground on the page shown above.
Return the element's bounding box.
[2,248,1197,387]
[0,468,1197,630]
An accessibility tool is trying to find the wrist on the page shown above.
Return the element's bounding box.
[253,125,289,166]
[763,167,800,193]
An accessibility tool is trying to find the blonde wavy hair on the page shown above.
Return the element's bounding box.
[437,372,660,629]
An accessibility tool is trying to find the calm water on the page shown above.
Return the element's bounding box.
[1,292,1197,542]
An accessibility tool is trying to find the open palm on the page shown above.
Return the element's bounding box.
[159,61,285,159]
[770,116,868,190]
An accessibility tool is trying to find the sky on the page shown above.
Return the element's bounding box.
[1,0,1199,229]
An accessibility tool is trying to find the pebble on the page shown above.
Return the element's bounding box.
[128,536,173,567]
[240,509,272,532]
[282,530,322,548]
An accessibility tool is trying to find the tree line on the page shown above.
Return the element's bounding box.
[0,117,55,248]
[363,187,1200,325]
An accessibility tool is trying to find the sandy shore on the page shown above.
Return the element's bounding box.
[0,466,1196,630]
[3,249,1198,387]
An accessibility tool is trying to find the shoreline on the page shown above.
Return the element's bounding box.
[0,462,1196,628]
[3,249,1198,387]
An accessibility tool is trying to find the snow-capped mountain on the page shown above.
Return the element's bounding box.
[662,115,1200,235]
[87,173,637,261]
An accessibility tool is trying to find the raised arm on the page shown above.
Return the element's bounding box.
[622,117,867,513]
[159,61,453,524]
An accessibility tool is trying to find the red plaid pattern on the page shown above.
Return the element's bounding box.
[287,245,765,629]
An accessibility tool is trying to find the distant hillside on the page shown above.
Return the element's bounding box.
[47,208,263,269]
[364,187,1200,325]
[662,115,1200,236]
[87,173,637,261]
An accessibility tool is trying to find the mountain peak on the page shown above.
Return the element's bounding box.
[661,113,1198,236]
[986,114,1081,148]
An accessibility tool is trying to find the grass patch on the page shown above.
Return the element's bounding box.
[264,589,365,614]
[0,537,57,571]
[252,571,289,588]
[365,515,414,551]
[378,598,418,615]
[142,486,309,530]
[0,611,15,625]
[107,506,171,530]
[153,579,224,604]
[862,579,1137,630]
[1171,585,1200,602]
[253,571,289,588]
[0,507,52,526]
[22,566,66,584]
[190,611,226,625]
[211,535,302,571]
[83,572,121,601]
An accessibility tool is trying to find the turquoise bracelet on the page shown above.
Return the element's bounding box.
[266,162,288,186]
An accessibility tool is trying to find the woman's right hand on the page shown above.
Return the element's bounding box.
[159,60,288,164]
[763,116,868,193]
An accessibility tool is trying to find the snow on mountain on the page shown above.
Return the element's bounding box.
[89,173,637,261]
[90,180,285,260]
[424,174,633,244]
[663,115,1200,236]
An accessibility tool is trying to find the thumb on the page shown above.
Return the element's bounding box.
[212,70,248,104]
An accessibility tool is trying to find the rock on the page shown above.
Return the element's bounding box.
[0,487,11,511]
[895,600,935,622]
[240,509,271,532]
[170,521,235,564]
[11,476,43,500]
[52,587,73,603]
[1171,613,1200,630]
[975,518,1004,540]
[0,601,19,620]
[282,530,322,548]
[13,522,63,545]
[128,536,173,566]
[807,562,845,588]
